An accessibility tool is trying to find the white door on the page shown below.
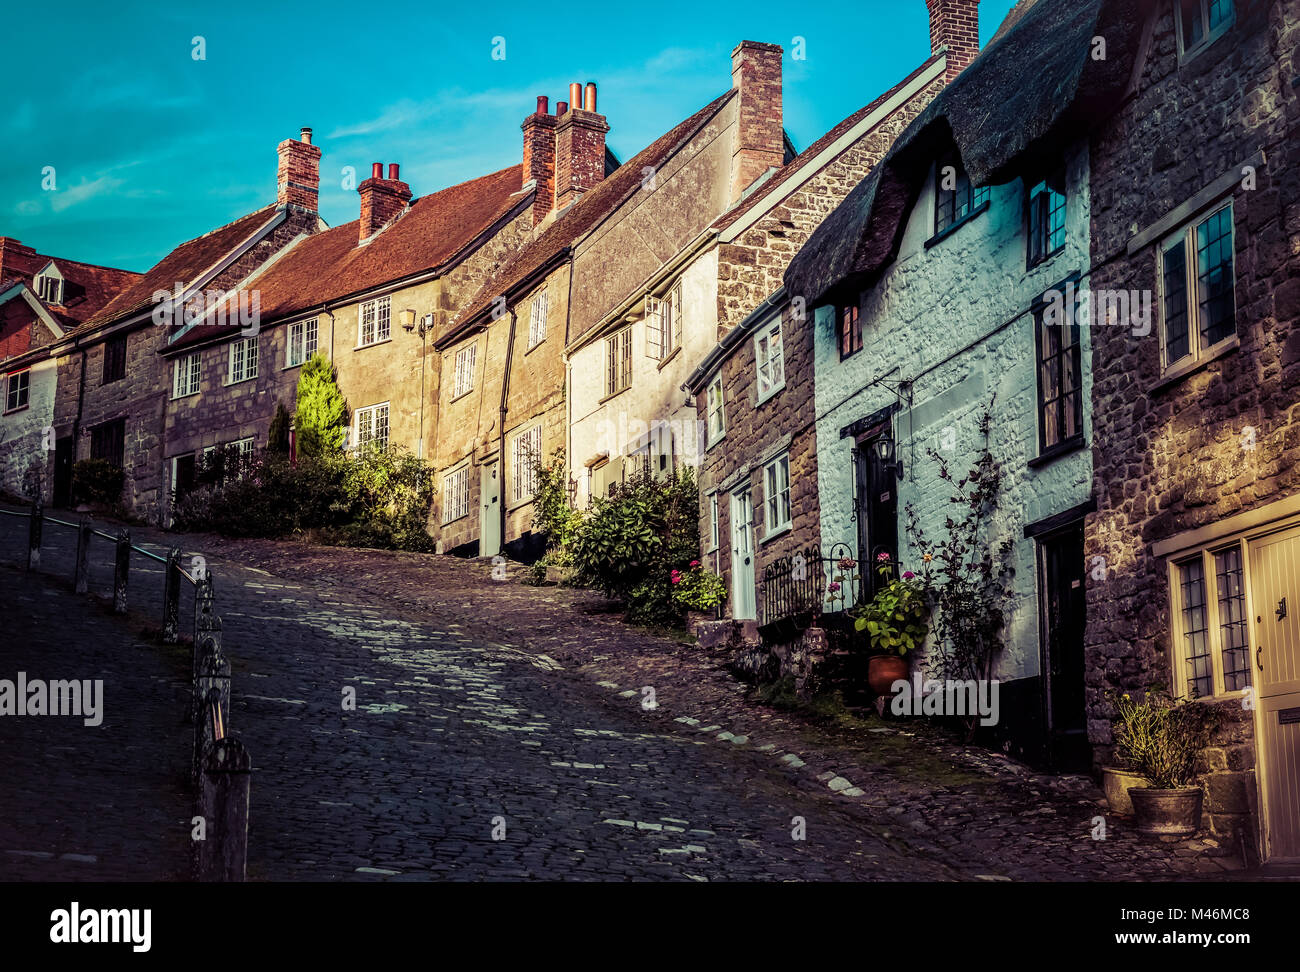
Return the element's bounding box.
[480,462,501,558]
[730,487,756,620]
[1249,525,1300,862]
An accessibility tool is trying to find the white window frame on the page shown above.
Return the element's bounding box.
[172,352,201,398]
[227,336,258,384]
[605,327,632,397]
[708,492,720,552]
[527,292,548,350]
[358,295,392,348]
[1158,199,1235,374]
[355,402,390,453]
[442,464,471,524]
[1175,0,1235,60]
[1168,538,1255,702]
[4,369,30,413]
[452,343,477,400]
[754,314,785,403]
[510,424,542,504]
[706,375,725,447]
[763,453,792,537]
[645,281,683,362]
[286,317,319,367]
[36,274,63,304]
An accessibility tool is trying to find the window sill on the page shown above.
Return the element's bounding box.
[755,382,785,407]
[839,347,862,362]
[706,432,726,452]
[449,389,475,404]
[224,376,257,387]
[761,522,792,545]
[1027,434,1086,469]
[3,404,30,416]
[356,337,393,351]
[925,199,991,250]
[1026,244,1066,273]
[171,391,200,401]
[441,512,470,527]
[1151,334,1240,395]
[524,338,545,356]
[599,386,631,406]
[656,346,682,371]
[506,496,535,514]
[1177,23,1234,67]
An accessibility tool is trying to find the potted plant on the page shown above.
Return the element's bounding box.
[671,561,727,632]
[1112,690,1217,836]
[852,554,930,695]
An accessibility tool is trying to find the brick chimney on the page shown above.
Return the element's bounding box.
[522,96,558,226]
[358,162,413,243]
[554,81,608,211]
[277,127,322,212]
[729,41,784,204]
[0,237,42,283]
[926,0,982,82]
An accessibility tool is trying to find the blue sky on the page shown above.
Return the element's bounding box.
[4,0,1015,271]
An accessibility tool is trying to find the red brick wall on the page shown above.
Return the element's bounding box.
[729,41,784,203]
[926,0,981,81]
[555,109,608,210]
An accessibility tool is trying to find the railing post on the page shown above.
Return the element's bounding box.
[196,737,251,882]
[27,497,42,571]
[163,547,181,643]
[193,570,214,669]
[193,622,229,783]
[113,530,130,614]
[74,518,92,594]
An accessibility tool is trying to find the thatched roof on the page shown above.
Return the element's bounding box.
[784,0,1154,306]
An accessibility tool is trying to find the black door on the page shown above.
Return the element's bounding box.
[53,437,74,507]
[1041,524,1090,770]
[854,432,898,598]
[173,454,197,503]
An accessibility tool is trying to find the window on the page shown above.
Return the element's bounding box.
[102,335,127,384]
[839,303,861,359]
[1035,286,1083,452]
[36,274,62,304]
[443,465,470,523]
[706,375,725,446]
[287,317,319,367]
[754,316,785,402]
[645,282,682,361]
[355,403,389,453]
[452,343,476,399]
[227,336,258,383]
[359,295,391,347]
[1027,170,1067,268]
[605,327,632,397]
[1159,201,1235,371]
[5,370,30,412]
[708,493,720,551]
[172,352,201,398]
[1176,0,1234,57]
[90,418,125,468]
[935,152,990,235]
[763,454,791,536]
[511,425,542,503]
[527,293,548,349]
[1172,542,1253,698]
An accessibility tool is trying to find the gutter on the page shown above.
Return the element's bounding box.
[496,305,519,553]
[682,285,787,395]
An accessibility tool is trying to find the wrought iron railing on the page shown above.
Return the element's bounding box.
[759,542,861,630]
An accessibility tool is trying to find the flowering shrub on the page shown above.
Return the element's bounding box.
[851,554,930,655]
[671,561,727,612]
[1111,690,1221,788]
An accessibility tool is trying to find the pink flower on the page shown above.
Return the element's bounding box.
[902,571,915,580]
[877,552,891,562]
[828,582,841,593]
[690,560,699,568]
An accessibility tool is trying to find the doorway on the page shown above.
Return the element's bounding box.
[854,430,898,598]
[730,486,756,620]
[1038,523,1090,771]
[1248,524,1300,862]
[480,462,501,558]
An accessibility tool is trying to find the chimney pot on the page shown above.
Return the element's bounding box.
[371,162,383,179]
[556,101,568,115]
[300,127,313,144]
[584,82,597,112]
[536,95,549,115]
[388,163,400,180]
[569,82,582,109]
[522,96,559,225]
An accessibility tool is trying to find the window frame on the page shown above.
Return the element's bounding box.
[226,336,258,385]
[451,343,477,400]
[707,492,720,552]
[604,326,632,398]
[754,314,785,404]
[762,453,792,539]
[706,375,725,448]
[286,317,319,368]
[442,464,471,524]
[36,274,62,304]
[358,295,392,348]
[1026,168,1067,269]
[4,369,31,414]
[510,424,542,504]
[102,334,128,384]
[354,402,390,454]
[1168,538,1254,701]
[1032,281,1085,458]
[1175,0,1235,61]
[90,418,126,468]
[172,352,201,399]
[933,152,991,237]
[1157,199,1236,374]
[527,292,549,350]
[838,303,862,360]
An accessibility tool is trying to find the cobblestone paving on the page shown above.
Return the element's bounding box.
[0,510,1269,880]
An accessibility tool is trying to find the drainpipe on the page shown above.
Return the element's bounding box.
[497,306,519,555]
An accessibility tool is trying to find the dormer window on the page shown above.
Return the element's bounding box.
[36,274,62,304]
[934,151,990,236]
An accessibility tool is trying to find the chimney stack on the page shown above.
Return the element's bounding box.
[926,0,982,82]
[729,41,784,204]
[358,161,413,243]
[522,96,558,226]
[554,81,608,211]
[0,237,42,283]
[277,127,322,212]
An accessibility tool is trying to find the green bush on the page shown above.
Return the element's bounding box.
[671,561,727,612]
[296,353,348,458]
[71,458,124,506]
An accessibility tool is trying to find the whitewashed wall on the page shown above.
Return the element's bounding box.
[813,141,1093,682]
[0,357,57,501]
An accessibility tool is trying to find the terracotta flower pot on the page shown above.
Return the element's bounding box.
[867,654,908,696]
[1129,786,1204,836]
[1101,766,1148,815]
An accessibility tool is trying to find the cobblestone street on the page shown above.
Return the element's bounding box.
[0,512,1262,880]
